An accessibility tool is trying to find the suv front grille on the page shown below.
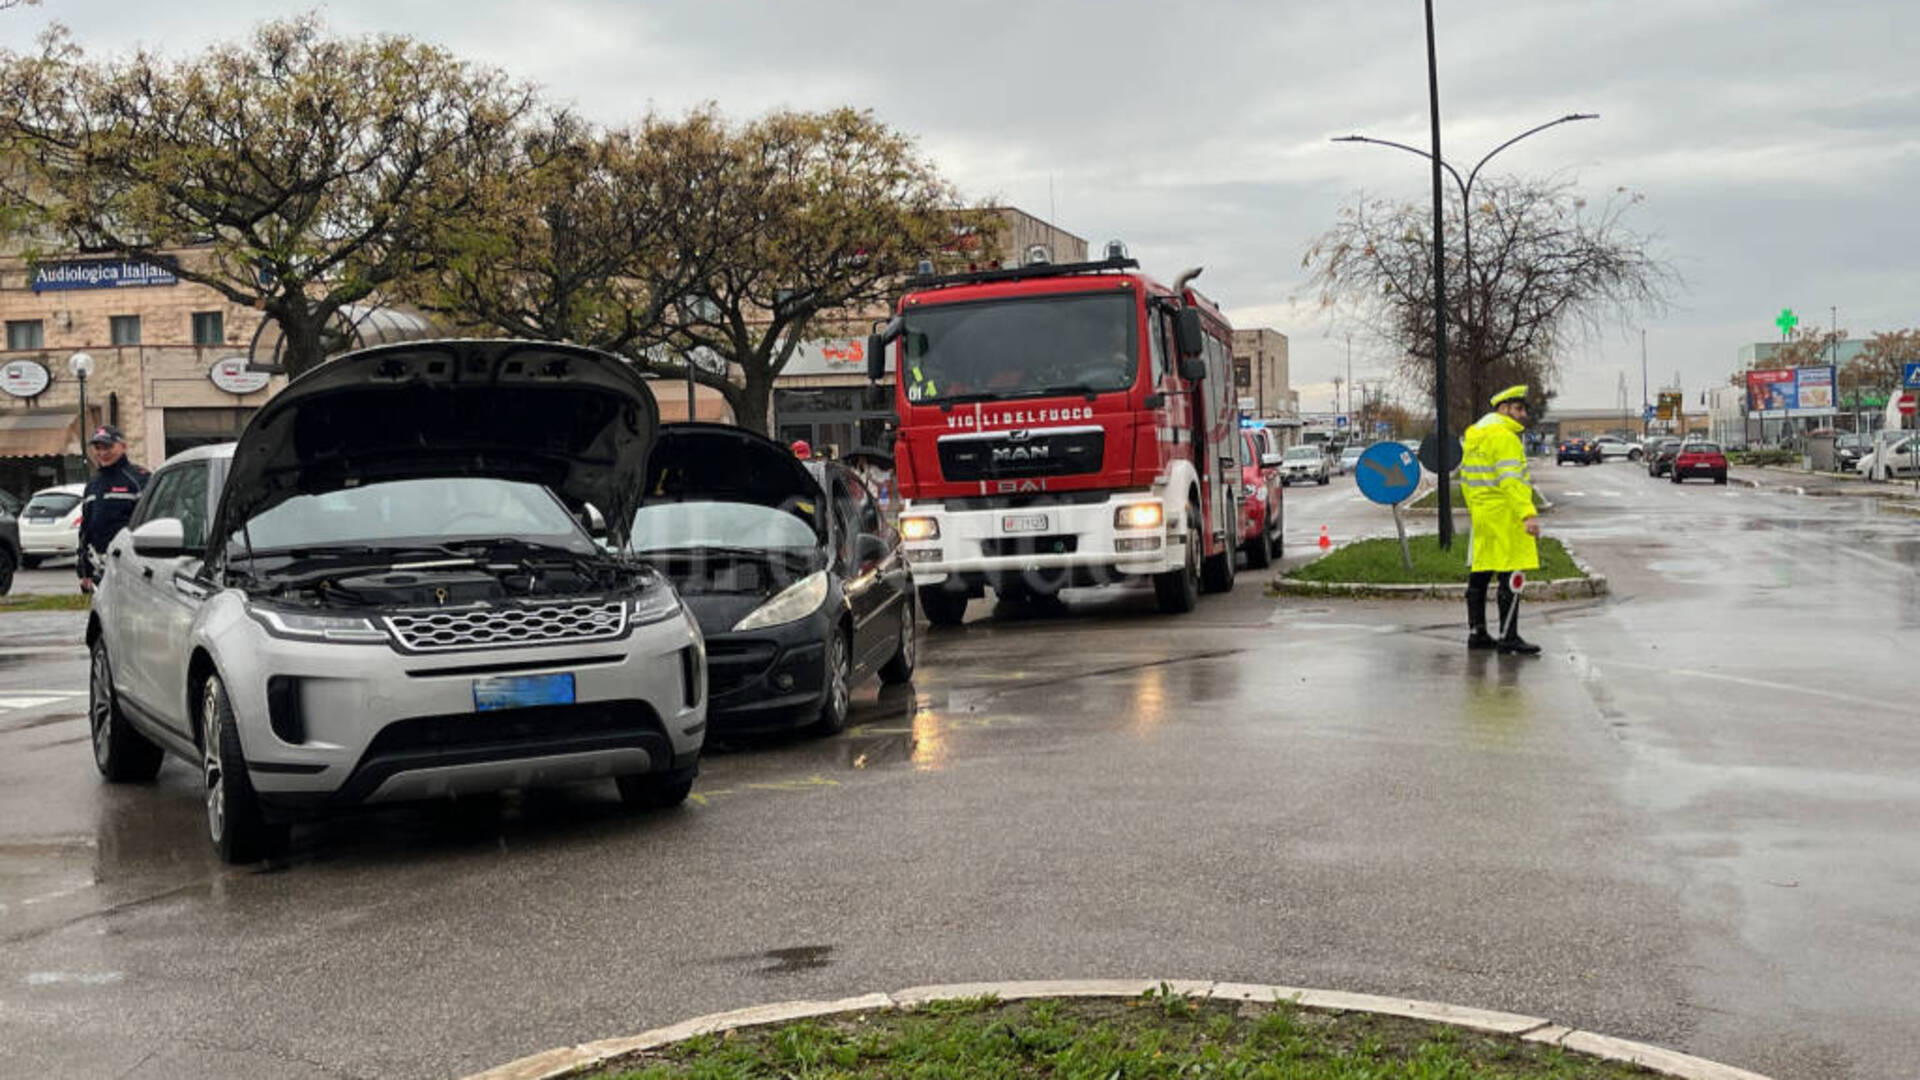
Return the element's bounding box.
[384,601,628,652]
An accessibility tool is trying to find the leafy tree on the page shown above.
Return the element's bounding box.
[1304,178,1677,428]
[0,18,530,377]
[651,107,993,434]
[1841,329,1920,401]
[410,108,738,356]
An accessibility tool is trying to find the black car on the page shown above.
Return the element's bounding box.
[1645,437,1684,477]
[633,425,915,736]
[1556,438,1601,465]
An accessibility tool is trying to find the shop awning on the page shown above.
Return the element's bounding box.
[0,411,87,459]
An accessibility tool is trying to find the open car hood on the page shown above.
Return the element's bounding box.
[212,339,659,551]
[641,423,827,544]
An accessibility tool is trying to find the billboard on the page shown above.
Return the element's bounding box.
[1656,390,1683,420]
[1746,366,1836,418]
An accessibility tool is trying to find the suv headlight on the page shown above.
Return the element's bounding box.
[732,571,829,632]
[251,608,389,644]
[629,583,684,626]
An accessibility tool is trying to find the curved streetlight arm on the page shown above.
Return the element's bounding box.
[1464,112,1599,194]
[1331,135,1466,200]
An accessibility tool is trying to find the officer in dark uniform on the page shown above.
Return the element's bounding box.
[77,425,149,594]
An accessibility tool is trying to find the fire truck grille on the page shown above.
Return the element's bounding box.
[938,429,1104,481]
[384,602,628,652]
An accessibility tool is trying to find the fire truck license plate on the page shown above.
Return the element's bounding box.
[1001,513,1049,534]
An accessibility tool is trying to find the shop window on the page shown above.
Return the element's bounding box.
[5,320,44,351]
[191,311,224,346]
[110,315,142,346]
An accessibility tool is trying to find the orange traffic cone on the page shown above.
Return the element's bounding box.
[1318,525,1331,551]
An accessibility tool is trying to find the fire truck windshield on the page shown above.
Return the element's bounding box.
[899,292,1137,405]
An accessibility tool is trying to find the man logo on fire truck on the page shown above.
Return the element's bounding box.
[867,247,1248,627]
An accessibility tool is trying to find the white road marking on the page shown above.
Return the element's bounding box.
[25,972,124,987]
[0,691,85,711]
[1596,488,1623,498]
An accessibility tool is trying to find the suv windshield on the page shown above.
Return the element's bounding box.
[900,292,1137,404]
[631,502,817,554]
[237,477,591,555]
[1284,447,1321,461]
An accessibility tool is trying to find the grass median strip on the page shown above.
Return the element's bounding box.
[0,593,91,612]
[1289,536,1583,586]
[587,991,1651,1080]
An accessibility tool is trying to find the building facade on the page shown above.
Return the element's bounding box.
[1229,328,1292,419]
[0,250,275,497]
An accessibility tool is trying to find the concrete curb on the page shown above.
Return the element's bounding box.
[462,979,1773,1080]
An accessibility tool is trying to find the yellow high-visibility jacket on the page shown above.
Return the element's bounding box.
[1460,411,1538,572]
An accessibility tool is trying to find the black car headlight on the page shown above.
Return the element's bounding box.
[732,571,829,632]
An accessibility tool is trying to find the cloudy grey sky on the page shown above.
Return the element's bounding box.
[8,0,1918,411]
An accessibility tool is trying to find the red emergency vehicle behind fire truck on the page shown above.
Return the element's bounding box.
[866,253,1243,624]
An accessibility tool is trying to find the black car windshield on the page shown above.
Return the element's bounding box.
[899,291,1137,405]
[237,477,591,555]
[630,502,818,554]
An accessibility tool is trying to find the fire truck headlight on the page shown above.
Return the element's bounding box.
[1114,503,1164,530]
[899,516,940,542]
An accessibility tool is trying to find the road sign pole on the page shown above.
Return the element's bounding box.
[1392,501,1413,572]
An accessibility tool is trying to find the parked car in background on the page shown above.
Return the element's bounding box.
[19,483,85,568]
[1835,432,1871,472]
[1671,441,1729,484]
[87,340,706,864]
[1645,438,1683,478]
[1557,438,1601,466]
[1279,443,1331,486]
[1593,435,1645,462]
[0,499,16,595]
[632,424,914,737]
[1856,435,1920,479]
[1338,445,1366,475]
[1238,429,1283,569]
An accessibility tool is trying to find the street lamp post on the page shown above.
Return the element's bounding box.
[67,352,94,480]
[1332,111,1599,411]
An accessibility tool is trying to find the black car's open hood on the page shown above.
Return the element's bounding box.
[212,340,659,551]
[641,423,827,543]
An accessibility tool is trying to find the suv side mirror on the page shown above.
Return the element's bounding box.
[131,517,198,559]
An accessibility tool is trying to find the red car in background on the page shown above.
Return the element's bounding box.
[1238,428,1284,568]
[1671,441,1729,485]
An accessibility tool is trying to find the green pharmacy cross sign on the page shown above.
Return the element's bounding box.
[1775,308,1799,340]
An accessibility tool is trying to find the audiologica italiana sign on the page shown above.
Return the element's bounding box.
[29,258,179,292]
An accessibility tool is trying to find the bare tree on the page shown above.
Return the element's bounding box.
[0,18,531,377]
[1305,178,1678,426]
[1842,329,1920,402]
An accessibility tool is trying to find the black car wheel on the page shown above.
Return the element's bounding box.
[878,598,916,685]
[813,629,852,735]
[201,673,289,865]
[90,639,163,782]
[0,547,15,596]
[21,554,42,570]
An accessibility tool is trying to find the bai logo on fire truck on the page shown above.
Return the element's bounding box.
[946,406,1095,430]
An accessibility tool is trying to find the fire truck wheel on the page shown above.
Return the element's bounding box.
[1202,534,1236,593]
[1154,518,1201,614]
[1243,523,1272,570]
[918,584,969,627]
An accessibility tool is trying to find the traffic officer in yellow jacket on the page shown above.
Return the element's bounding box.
[1461,385,1542,655]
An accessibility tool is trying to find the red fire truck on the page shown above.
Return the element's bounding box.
[866,251,1243,624]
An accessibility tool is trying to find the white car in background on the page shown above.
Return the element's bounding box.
[1592,435,1645,462]
[1338,445,1366,475]
[19,483,84,567]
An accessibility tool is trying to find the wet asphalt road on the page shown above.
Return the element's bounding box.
[0,463,1915,1080]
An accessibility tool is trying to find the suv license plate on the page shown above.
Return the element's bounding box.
[1001,513,1049,534]
[473,673,575,712]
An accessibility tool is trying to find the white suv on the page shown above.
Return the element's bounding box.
[87,340,706,863]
